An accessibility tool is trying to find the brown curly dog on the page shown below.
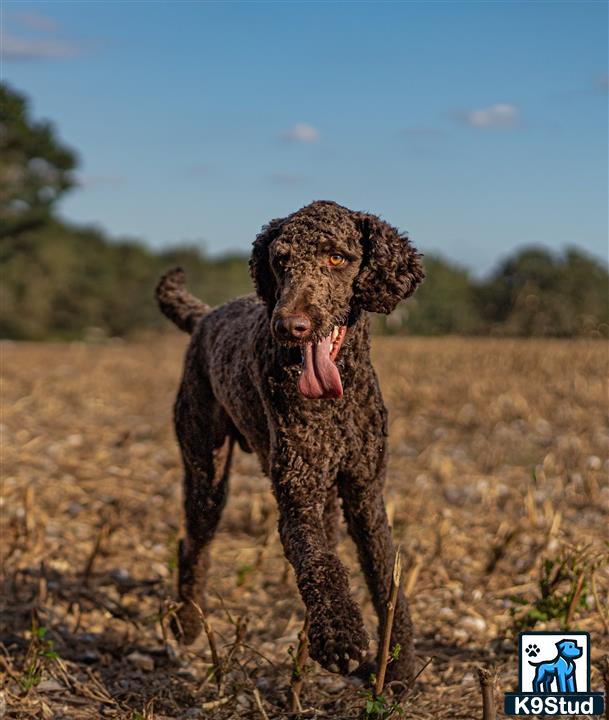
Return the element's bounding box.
[156,200,424,688]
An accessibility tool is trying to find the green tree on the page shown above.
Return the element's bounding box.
[0,83,77,238]
[375,255,482,335]
[477,247,608,337]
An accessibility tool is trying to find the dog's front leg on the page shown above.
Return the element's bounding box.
[339,466,415,691]
[271,445,369,675]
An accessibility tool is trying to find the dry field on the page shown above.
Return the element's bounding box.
[1,336,608,720]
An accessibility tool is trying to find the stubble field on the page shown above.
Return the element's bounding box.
[2,336,608,719]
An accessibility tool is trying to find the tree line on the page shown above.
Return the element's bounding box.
[1,83,607,340]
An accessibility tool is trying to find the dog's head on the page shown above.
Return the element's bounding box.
[556,640,583,660]
[249,200,424,399]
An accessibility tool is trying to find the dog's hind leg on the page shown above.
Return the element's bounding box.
[171,373,234,644]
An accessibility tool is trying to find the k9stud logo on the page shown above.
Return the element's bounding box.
[504,632,605,716]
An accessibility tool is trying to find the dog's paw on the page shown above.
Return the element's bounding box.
[526,643,540,658]
[348,655,377,683]
[308,607,369,675]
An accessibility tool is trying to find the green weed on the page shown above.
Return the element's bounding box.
[509,544,607,631]
[18,623,60,693]
[235,564,254,587]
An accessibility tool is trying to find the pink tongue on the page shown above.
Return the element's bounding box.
[298,334,343,399]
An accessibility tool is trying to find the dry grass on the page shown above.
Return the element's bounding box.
[1,335,608,719]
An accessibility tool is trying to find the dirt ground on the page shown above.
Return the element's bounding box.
[2,335,608,719]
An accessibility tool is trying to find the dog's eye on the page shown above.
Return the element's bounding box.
[328,254,346,267]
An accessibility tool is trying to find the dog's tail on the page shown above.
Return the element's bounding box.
[155,267,210,334]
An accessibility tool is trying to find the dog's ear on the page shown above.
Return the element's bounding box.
[351,212,425,314]
[249,217,283,313]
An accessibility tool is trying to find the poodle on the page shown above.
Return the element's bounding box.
[156,200,424,687]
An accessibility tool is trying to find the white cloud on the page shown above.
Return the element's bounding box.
[461,103,519,129]
[9,10,58,33]
[280,123,320,143]
[2,31,81,60]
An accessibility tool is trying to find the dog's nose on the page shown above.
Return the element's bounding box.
[274,313,312,340]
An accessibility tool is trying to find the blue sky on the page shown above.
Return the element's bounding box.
[2,1,607,275]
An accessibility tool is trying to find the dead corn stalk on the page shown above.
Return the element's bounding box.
[82,523,110,585]
[591,573,609,635]
[477,666,497,720]
[191,602,223,694]
[289,612,310,713]
[601,655,608,720]
[375,546,402,695]
[404,554,422,598]
[565,571,585,628]
[252,686,271,720]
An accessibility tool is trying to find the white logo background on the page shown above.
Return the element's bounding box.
[520,633,589,693]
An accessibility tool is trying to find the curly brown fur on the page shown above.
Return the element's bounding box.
[157,200,424,687]
[156,267,209,333]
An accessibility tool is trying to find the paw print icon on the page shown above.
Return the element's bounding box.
[526,643,540,657]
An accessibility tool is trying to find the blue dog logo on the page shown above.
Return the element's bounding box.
[504,631,605,716]
[528,639,582,693]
